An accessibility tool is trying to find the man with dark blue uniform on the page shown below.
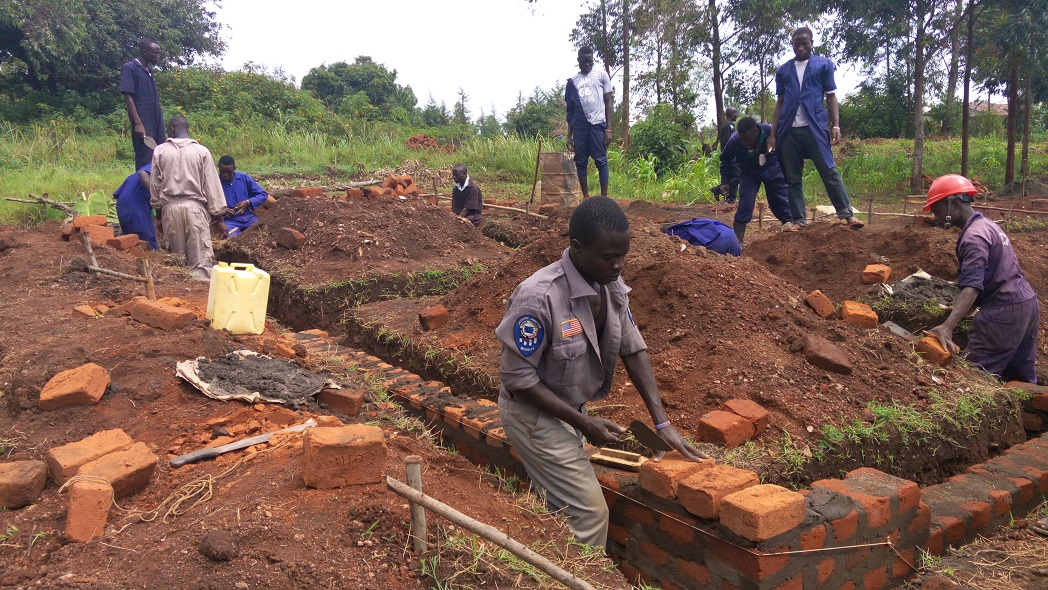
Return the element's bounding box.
[120,38,165,170]
[717,116,793,245]
[769,27,863,229]
[926,175,1039,383]
[217,155,269,237]
[496,197,705,549]
[113,164,159,249]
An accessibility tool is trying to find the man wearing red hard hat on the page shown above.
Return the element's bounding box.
[925,174,1039,383]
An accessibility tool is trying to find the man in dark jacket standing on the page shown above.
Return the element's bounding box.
[451,164,483,226]
[120,38,165,170]
[717,116,792,245]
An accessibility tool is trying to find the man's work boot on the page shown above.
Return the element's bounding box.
[733,222,747,246]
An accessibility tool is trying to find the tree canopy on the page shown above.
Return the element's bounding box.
[301,57,418,123]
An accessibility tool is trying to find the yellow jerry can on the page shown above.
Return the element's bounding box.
[206,262,270,334]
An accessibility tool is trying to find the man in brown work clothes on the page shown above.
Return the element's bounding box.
[451,164,483,226]
[149,115,228,281]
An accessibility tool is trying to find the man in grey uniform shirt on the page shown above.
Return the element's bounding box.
[496,197,705,549]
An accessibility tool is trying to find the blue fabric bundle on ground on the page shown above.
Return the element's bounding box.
[664,218,741,256]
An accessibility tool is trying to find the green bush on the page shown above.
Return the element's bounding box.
[628,104,689,176]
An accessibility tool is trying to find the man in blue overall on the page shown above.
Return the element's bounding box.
[496,197,706,549]
[925,175,1039,383]
[217,155,269,237]
[113,164,159,250]
[769,27,863,229]
[120,38,165,170]
[717,116,793,244]
[566,46,614,198]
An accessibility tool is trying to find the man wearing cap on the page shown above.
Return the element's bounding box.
[926,174,1039,383]
[496,196,705,550]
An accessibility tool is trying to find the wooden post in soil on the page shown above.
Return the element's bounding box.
[136,258,157,301]
[78,232,100,268]
[405,456,427,554]
[758,203,763,231]
[867,197,874,225]
[529,136,543,204]
[432,177,438,206]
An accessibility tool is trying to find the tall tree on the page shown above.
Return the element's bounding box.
[453,87,471,125]
[632,0,705,118]
[0,0,223,93]
[301,57,417,122]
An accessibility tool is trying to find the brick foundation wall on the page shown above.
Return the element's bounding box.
[295,332,1048,589]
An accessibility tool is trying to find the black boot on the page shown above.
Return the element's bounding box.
[733,222,747,246]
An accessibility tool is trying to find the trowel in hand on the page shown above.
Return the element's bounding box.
[627,420,671,453]
[142,136,157,149]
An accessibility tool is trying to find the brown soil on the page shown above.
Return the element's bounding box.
[0,222,627,590]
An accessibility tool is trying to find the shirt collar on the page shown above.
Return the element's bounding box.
[454,175,470,192]
[559,248,629,299]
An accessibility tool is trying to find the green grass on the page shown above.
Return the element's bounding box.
[1,118,1044,223]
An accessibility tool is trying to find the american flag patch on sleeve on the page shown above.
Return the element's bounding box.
[561,318,583,338]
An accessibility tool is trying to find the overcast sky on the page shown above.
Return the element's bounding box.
[213,0,860,126]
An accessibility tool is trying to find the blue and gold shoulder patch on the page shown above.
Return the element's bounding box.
[514,315,544,357]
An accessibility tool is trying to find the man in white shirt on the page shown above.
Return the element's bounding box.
[565,47,614,198]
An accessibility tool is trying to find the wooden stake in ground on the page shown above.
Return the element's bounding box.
[136,258,157,300]
[529,136,544,204]
[386,476,595,590]
[404,456,427,554]
[867,197,875,225]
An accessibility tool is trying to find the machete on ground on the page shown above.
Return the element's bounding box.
[170,418,317,468]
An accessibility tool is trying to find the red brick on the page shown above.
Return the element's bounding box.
[38,362,110,411]
[720,484,806,541]
[841,300,879,328]
[638,452,714,499]
[538,203,559,215]
[126,297,195,330]
[989,489,1013,517]
[61,222,75,238]
[959,500,991,531]
[909,501,931,537]
[622,503,655,526]
[678,464,759,519]
[805,290,836,317]
[845,467,921,513]
[774,572,804,590]
[314,415,343,427]
[1006,477,1036,505]
[72,215,108,228]
[697,410,755,447]
[894,547,917,578]
[659,513,695,545]
[617,562,644,586]
[106,234,143,250]
[800,523,827,550]
[817,557,836,584]
[915,336,951,366]
[924,526,944,556]
[830,509,859,542]
[78,442,157,498]
[303,425,386,489]
[73,304,99,318]
[1031,394,1048,412]
[607,523,628,546]
[346,188,364,198]
[485,427,506,448]
[317,388,365,417]
[719,399,770,435]
[837,583,856,590]
[861,264,892,284]
[813,478,891,528]
[933,515,965,545]
[292,187,324,198]
[46,429,134,485]
[706,535,788,581]
[801,334,854,375]
[275,227,306,249]
[864,565,888,590]
[1023,412,1044,431]
[461,412,499,441]
[0,460,47,509]
[639,540,671,565]
[418,305,449,331]
[77,223,115,244]
[677,560,711,585]
[65,480,113,542]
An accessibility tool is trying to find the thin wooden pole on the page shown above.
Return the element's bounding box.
[972,203,1048,216]
[405,456,427,554]
[757,203,763,231]
[87,266,150,283]
[385,476,596,590]
[435,195,547,219]
[529,137,544,204]
[867,197,874,225]
[78,233,100,268]
[136,258,157,300]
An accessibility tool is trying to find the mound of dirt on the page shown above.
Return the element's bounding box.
[217,194,511,287]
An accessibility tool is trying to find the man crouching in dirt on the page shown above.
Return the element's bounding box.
[149,115,228,281]
[495,196,706,549]
[925,174,1040,383]
[450,164,483,226]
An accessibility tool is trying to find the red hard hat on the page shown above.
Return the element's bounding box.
[924,174,977,211]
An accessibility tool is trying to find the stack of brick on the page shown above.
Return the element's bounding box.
[1010,381,1048,433]
[62,215,115,245]
[696,399,770,447]
[380,174,420,197]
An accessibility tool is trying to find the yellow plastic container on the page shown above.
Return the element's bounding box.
[206,262,270,334]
